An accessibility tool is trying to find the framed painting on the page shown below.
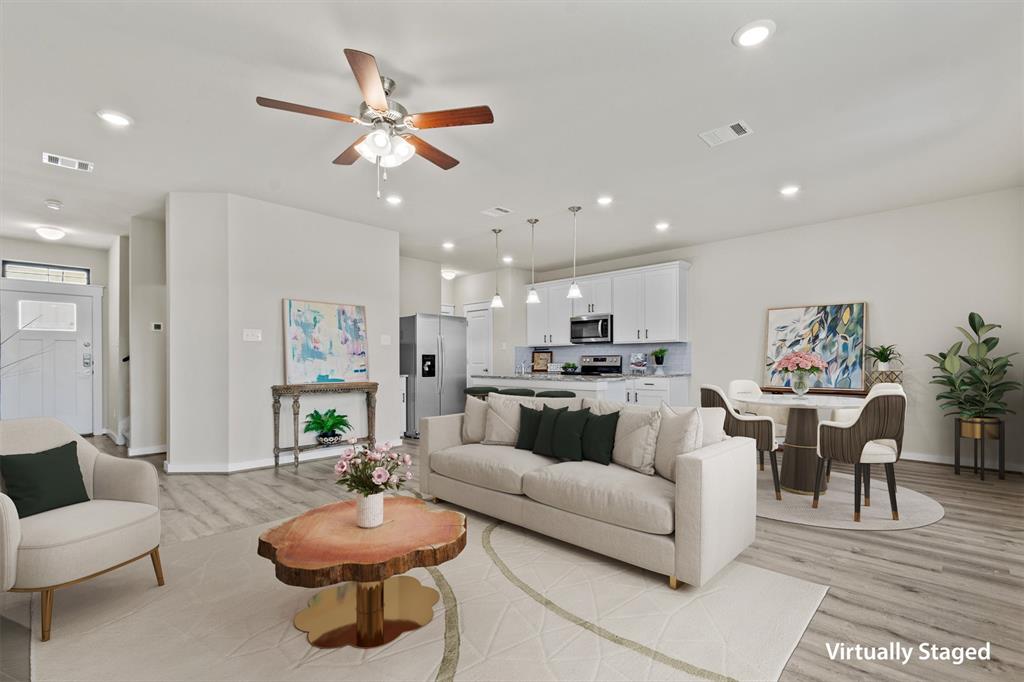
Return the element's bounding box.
[283,299,369,384]
[763,302,866,391]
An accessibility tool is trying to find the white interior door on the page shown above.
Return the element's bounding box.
[463,304,492,378]
[1,290,95,433]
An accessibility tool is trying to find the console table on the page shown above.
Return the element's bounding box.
[272,382,378,468]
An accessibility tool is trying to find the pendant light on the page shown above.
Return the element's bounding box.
[490,228,505,308]
[525,218,541,304]
[566,206,583,299]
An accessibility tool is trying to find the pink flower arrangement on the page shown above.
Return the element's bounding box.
[775,350,828,374]
[334,440,413,497]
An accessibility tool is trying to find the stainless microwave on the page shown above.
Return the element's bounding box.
[570,314,612,344]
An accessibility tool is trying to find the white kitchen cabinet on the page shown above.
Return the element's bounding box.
[642,266,680,342]
[525,282,574,345]
[612,263,688,343]
[572,276,612,316]
[623,376,691,406]
[611,272,643,343]
[526,287,550,345]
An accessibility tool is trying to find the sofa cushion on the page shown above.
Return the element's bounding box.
[532,405,568,457]
[430,444,555,495]
[483,395,583,446]
[583,400,662,475]
[0,442,90,518]
[15,499,160,589]
[551,408,591,461]
[698,407,727,445]
[522,461,675,535]
[515,405,543,451]
[462,396,488,444]
[654,405,703,481]
[581,411,619,465]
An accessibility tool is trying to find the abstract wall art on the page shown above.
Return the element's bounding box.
[283,299,368,384]
[764,303,866,391]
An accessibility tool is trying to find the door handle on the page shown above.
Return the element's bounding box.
[438,335,444,396]
[82,353,93,368]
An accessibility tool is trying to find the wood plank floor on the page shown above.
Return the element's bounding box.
[12,437,1022,681]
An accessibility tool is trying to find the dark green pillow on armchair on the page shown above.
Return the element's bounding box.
[0,441,89,518]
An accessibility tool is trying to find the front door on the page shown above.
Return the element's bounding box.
[463,303,492,378]
[0,289,95,433]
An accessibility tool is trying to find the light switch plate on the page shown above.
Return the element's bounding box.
[242,328,263,342]
[380,334,392,346]
[151,322,163,332]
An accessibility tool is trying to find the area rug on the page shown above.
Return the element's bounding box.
[31,508,827,682]
[756,469,945,530]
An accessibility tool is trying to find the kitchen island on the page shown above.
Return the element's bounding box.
[468,373,691,404]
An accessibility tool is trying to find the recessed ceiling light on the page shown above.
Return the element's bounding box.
[35,226,66,241]
[440,269,458,280]
[779,184,801,197]
[597,196,613,206]
[442,241,454,250]
[655,222,670,231]
[502,255,514,264]
[44,199,64,211]
[732,19,776,48]
[385,194,402,205]
[96,109,134,127]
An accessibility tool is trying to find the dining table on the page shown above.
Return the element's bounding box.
[731,391,865,495]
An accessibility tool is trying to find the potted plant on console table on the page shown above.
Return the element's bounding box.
[335,442,413,528]
[304,408,352,447]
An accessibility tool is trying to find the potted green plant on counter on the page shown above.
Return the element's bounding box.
[304,408,352,447]
[561,362,578,375]
[866,344,901,371]
[651,348,668,375]
[926,312,1021,442]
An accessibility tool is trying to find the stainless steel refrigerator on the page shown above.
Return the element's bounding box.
[400,314,467,437]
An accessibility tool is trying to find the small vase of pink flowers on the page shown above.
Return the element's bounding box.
[334,440,413,528]
[775,351,828,398]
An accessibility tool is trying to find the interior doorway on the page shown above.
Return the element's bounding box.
[463,303,492,379]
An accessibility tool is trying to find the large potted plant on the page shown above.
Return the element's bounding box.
[926,312,1021,439]
[304,408,352,446]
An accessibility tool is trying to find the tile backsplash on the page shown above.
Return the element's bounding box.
[513,342,690,375]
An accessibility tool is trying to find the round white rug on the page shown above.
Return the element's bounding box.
[756,469,945,530]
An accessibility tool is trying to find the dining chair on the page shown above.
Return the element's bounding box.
[814,385,907,522]
[726,379,787,469]
[701,385,782,500]
[825,382,903,481]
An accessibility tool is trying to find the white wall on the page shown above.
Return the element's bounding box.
[539,188,1024,469]
[128,217,167,454]
[166,192,401,472]
[105,235,130,443]
[453,268,529,375]
[399,256,442,316]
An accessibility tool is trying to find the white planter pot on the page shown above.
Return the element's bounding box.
[876,361,891,372]
[357,492,384,528]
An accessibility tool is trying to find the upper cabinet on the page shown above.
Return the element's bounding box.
[525,281,574,345]
[572,276,612,316]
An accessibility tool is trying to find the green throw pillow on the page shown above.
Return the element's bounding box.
[582,411,619,465]
[532,405,568,457]
[0,441,89,518]
[515,405,543,450]
[551,408,591,461]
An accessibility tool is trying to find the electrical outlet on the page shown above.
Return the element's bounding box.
[242,328,262,342]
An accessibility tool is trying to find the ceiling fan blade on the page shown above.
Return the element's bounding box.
[343,49,389,112]
[333,135,366,165]
[256,96,357,123]
[404,134,459,170]
[409,106,494,130]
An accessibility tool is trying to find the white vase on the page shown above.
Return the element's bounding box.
[876,361,891,372]
[357,492,384,528]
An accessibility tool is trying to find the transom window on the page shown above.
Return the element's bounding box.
[2,260,90,285]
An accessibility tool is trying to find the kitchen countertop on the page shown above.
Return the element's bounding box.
[471,373,690,382]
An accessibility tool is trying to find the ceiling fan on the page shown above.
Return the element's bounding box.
[257,49,494,196]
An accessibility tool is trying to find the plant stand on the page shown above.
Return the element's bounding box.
[865,368,903,390]
[953,417,1006,481]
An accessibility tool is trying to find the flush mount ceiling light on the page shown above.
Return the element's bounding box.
[96,109,133,127]
[35,226,66,241]
[526,218,541,304]
[490,228,504,308]
[655,221,670,231]
[732,19,776,47]
[779,184,801,197]
[440,269,457,280]
[566,206,583,299]
[44,199,64,211]
[385,194,402,205]
[597,196,613,206]
[442,241,454,250]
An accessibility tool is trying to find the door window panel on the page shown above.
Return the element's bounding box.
[18,300,77,331]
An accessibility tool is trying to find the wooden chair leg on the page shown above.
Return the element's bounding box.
[769,451,782,501]
[758,450,764,471]
[150,547,165,586]
[40,589,54,642]
[812,458,824,509]
[825,459,832,483]
[853,463,862,522]
[885,462,899,520]
[863,463,871,506]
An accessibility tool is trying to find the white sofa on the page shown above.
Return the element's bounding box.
[420,398,756,588]
[0,417,163,640]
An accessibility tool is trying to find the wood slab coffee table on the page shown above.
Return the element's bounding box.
[258,496,466,648]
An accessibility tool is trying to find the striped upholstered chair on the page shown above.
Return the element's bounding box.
[815,385,907,522]
[701,385,781,501]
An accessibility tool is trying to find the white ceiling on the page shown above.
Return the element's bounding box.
[2,1,1021,270]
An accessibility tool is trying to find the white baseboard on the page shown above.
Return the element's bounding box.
[900,450,1021,473]
[128,444,167,457]
[102,428,126,446]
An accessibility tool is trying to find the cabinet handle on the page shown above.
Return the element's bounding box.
[645,329,648,339]
[636,329,640,339]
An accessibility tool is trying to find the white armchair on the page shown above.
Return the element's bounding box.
[0,418,163,641]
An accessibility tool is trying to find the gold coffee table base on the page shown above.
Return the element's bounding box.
[294,575,439,648]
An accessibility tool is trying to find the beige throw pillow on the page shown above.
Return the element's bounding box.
[483,394,526,445]
[582,400,661,474]
[462,396,488,444]
[699,407,727,445]
[654,405,704,481]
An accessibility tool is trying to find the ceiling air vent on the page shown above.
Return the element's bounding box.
[698,120,753,148]
[42,153,94,173]
[481,206,513,217]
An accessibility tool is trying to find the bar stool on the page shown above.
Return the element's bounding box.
[497,388,535,397]
[536,390,576,398]
[465,386,498,400]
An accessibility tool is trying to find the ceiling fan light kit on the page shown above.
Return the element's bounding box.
[257,48,494,199]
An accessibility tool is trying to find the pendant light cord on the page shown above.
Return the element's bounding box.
[527,218,539,286]
[492,228,502,295]
[568,206,581,282]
